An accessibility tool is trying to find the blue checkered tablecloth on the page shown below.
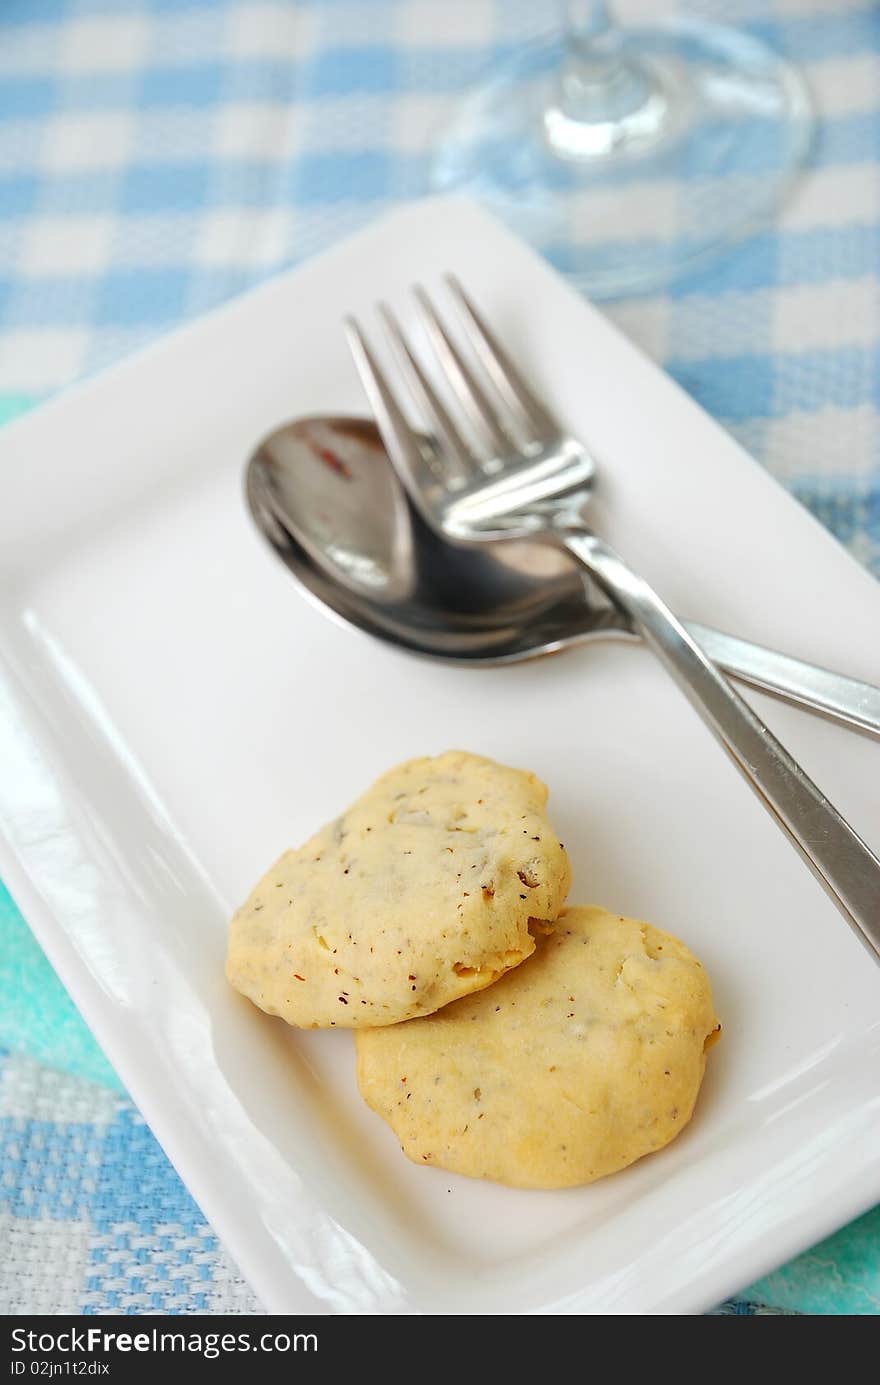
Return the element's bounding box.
[1,0,879,1316]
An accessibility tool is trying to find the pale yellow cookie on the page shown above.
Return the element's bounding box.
[226,751,571,1029]
[356,905,720,1188]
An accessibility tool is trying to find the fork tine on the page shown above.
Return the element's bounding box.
[343,315,440,517]
[445,274,560,442]
[412,284,514,457]
[378,302,480,486]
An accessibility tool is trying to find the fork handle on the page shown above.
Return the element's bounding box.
[681,622,880,739]
[563,530,880,961]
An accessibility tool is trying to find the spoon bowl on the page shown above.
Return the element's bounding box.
[246,414,631,663]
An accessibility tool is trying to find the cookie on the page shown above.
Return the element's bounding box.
[356,905,720,1188]
[226,751,571,1029]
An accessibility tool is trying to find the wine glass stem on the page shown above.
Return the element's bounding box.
[547,1,667,157]
[565,0,616,47]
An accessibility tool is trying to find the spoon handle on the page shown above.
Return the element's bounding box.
[564,530,880,962]
[683,621,880,741]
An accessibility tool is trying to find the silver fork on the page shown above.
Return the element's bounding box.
[345,276,880,961]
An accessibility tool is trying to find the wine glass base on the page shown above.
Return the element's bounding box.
[430,17,813,299]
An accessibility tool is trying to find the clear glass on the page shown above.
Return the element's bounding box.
[431,2,813,299]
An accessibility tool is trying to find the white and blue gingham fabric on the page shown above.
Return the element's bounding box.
[1,0,879,1316]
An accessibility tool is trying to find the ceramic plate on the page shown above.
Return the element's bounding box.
[1,198,878,1315]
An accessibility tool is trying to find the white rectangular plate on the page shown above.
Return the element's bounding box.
[1,198,879,1316]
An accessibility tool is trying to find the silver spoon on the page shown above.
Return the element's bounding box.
[245,414,880,739]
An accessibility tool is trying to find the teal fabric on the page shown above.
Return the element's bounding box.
[0,878,121,1091]
[746,1206,880,1314]
[0,394,38,426]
